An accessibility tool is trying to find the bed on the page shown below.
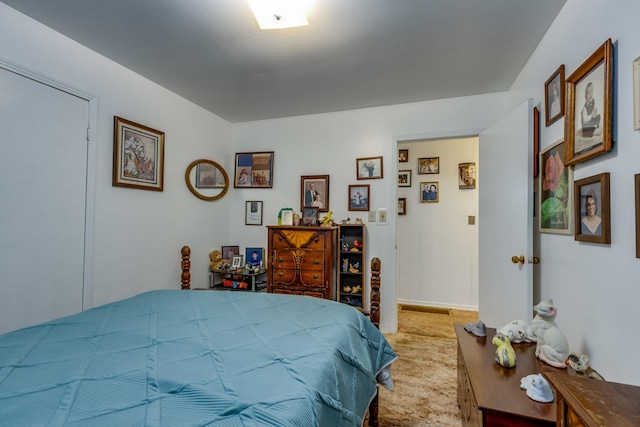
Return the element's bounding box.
[0,257,395,426]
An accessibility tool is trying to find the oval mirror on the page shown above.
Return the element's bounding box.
[185,159,229,201]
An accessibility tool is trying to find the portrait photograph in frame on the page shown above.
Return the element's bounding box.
[356,156,383,180]
[544,64,565,126]
[112,116,165,191]
[398,149,408,162]
[300,175,329,212]
[196,162,225,188]
[564,39,613,166]
[348,184,370,211]
[234,151,274,188]
[634,56,640,130]
[418,157,439,174]
[302,207,319,226]
[398,198,407,215]
[245,200,263,226]
[231,255,243,269]
[458,162,476,189]
[420,181,439,203]
[574,172,610,244]
[635,174,640,258]
[539,138,573,235]
[222,245,240,261]
[245,247,264,268]
[398,170,411,187]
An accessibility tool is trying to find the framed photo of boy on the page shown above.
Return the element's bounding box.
[356,156,383,180]
[398,149,408,162]
[245,247,264,268]
[544,64,565,126]
[348,184,370,211]
[420,182,439,203]
[234,151,274,188]
[564,39,613,166]
[300,175,329,212]
[418,157,439,174]
[539,139,573,235]
[398,198,407,215]
[398,170,411,187]
[574,172,610,244]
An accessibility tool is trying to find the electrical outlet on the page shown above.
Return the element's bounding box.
[378,208,388,225]
[368,210,376,222]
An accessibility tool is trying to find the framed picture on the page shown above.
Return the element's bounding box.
[300,175,329,212]
[245,247,264,268]
[348,184,370,211]
[112,116,165,191]
[279,208,294,226]
[420,182,439,203]
[222,245,240,261]
[544,64,565,126]
[635,174,640,258]
[564,39,613,166]
[539,139,573,234]
[356,156,383,180]
[231,255,243,269]
[196,162,225,188]
[634,56,640,130]
[234,151,274,188]
[458,162,476,189]
[245,201,263,226]
[574,172,610,244]
[398,198,407,215]
[533,106,540,178]
[398,149,408,163]
[418,157,439,174]
[302,206,319,226]
[398,170,412,187]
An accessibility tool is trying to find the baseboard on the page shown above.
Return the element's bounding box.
[397,299,478,312]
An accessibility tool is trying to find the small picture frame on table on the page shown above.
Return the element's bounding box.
[544,64,565,127]
[245,247,264,268]
[418,157,439,174]
[420,182,439,203]
[574,172,610,244]
[398,149,408,162]
[222,246,240,261]
[231,256,243,269]
[302,207,319,226]
[348,184,370,211]
[398,198,407,215]
[245,201,263,226]
[356,156,383,180]
[398,170,411,187]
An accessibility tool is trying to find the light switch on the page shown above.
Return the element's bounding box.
[378,208,387,225]
[368,211,376,222]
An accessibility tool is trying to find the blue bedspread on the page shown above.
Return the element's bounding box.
[0,290,396,426]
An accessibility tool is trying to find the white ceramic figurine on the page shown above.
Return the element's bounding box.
[529,299,569,368]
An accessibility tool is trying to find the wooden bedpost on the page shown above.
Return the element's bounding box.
[368,257,381,426]
[181,246,191,290]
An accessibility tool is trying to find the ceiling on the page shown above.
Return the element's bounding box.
[1,0,566,123]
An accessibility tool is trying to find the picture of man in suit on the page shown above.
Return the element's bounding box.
[304,183,319,207]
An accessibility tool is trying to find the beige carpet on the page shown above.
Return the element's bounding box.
[374,305,478,426]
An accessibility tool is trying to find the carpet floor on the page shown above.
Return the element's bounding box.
[374,305,478,426]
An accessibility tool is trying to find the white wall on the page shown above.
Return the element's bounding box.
[0,3,233,307]
[509,0,640,385]
[397,138,479,310]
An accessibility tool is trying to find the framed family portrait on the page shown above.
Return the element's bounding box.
[222,245,240,261]
[544,64,565,127]
[398,170,411,187]
[234,151,274,188]
[112,116,165,191]
[539,139,573,235]
[245,200,263,226]
[348,184,370,211]
[458,162,476,189]
[564,39,613,166]
[196,162,226,188]
[300,175,329,212]
[398,198,407,215]
[398,149,408,162]
[356,156,383,180]
[574,172,610,244]
[634,56,640,130]
[418,157,439,174]
[420,181,439,203]
[302,207,319,226]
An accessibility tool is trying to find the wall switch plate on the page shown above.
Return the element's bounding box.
[378,208,388,225]
[368,211,376,222]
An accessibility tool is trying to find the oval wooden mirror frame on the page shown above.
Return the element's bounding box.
[184,159,229,201]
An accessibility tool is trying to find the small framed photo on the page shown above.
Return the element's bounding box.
[301,175,329,212]
[231,255,243,269]
[634,56,640,130]
[420,182,439,203]
[398,149,408,162]
[574,172,610,244]
[245,247,264,268]
[302,207,319,226]
[544,64,565,127]
[234,151,274,188]
[222,246,240,261]
[348,184,370,211]
[458,163,476,189]
[245,201,263,226]
[280,208,294,226]
[635,174,640,258]
[398,198,407,215]
[398,170,412,187]
[356,156,384,180]
[539,139,573,234]
[112,116,165,191]
[565,39,613,166]
[418,157,439,174]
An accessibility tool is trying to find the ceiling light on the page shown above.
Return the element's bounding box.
[248,0,309,30]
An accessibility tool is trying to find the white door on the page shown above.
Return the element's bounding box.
[0,65,89,334]
[478,99,533,328]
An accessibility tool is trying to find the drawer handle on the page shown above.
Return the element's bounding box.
[313,274,319,280]
[313,260,320,265]
[277,258,284,262]
[277,272,284,277]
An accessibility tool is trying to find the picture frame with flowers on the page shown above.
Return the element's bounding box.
[539,138,573,234]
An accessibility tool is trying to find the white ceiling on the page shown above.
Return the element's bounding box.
[1,0,566,123]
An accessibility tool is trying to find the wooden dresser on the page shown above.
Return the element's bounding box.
[545,372,640,427]
[267,226,337,299]
[455,324,572,427]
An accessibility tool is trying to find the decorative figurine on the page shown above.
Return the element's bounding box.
[493,333,516,368]
[520,374,554,403]
[497,320,537,344]
[355,218,364,224]
[565,353,605,380]
[463,320,487,337]
[342,258,349,272]
[529,299,569,368]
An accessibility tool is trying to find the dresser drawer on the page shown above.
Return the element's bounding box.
[271,268,296,285]
[299,269,325,286]
[272,250,296,269]
[300,250,325,270]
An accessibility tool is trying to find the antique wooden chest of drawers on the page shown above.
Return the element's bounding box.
[267,226,337,299]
